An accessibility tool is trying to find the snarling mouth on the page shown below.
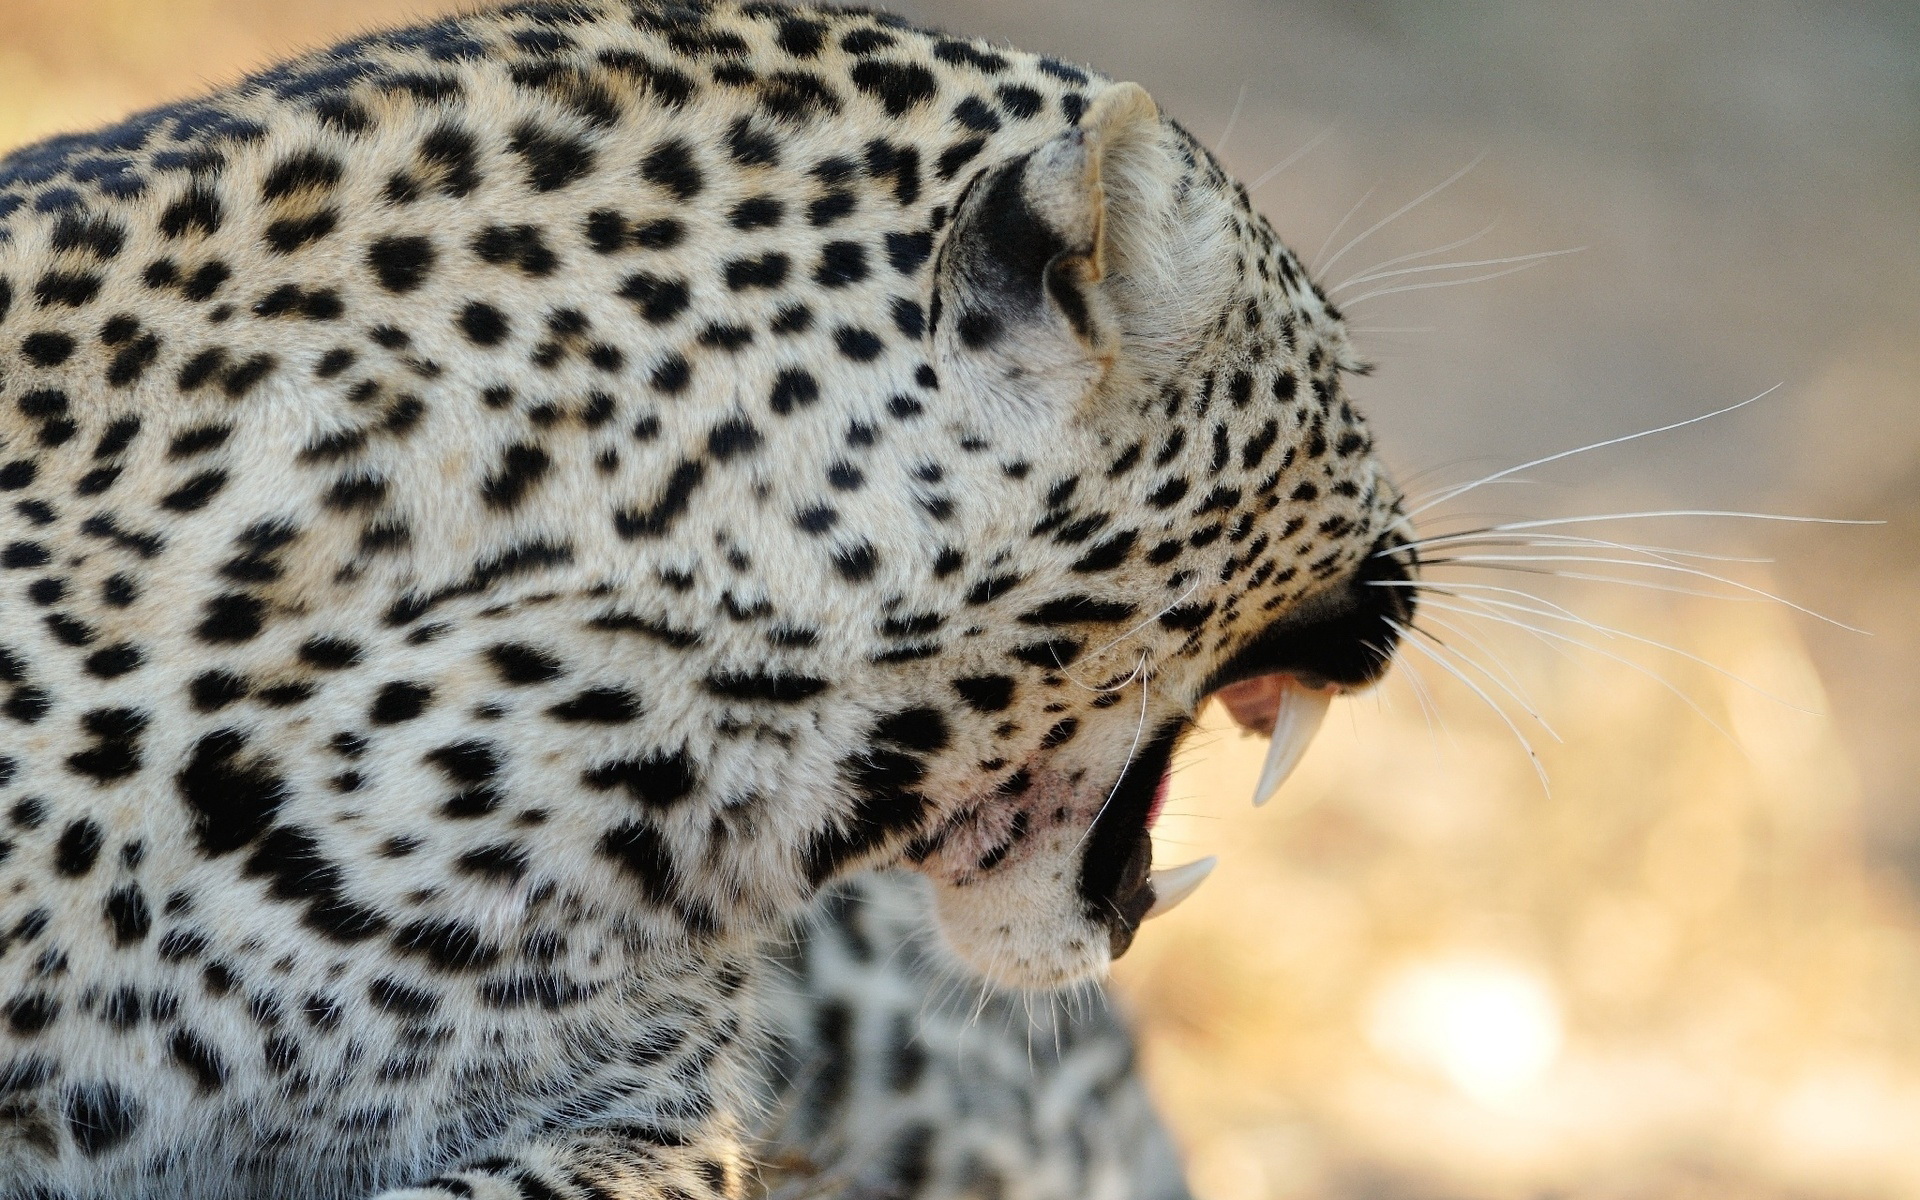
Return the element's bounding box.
[1078,532,1419,956]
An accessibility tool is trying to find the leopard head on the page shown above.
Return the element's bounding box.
[837,83,1417,988]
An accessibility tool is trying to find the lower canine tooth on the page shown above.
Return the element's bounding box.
[1145,856,1217,919]
[1252,682,1334,807]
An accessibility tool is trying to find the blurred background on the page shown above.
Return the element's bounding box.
[4,0,1914,1195]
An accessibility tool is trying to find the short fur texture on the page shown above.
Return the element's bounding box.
[0,1,1413,1196]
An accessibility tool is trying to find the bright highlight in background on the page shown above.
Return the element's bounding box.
[1366,956,1565,1103]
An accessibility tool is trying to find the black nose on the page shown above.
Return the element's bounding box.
[1203,528,1418,695]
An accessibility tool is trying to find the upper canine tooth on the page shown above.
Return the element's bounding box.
[1145,856,1217,920]
[1252,682,1333,807]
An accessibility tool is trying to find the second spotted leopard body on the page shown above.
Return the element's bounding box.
[0,1,1417,1196]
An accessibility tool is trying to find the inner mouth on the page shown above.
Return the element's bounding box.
[1079,531,1420,955]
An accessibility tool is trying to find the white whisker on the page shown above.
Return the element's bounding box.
[1478,509,1882,533]
[1391,619,1550,793]
[1416,611,1556,736]
[1246,125,1336,193]
[1319,153,1487,277]
[1413,593,1740,741]
[1074,666,1152,853]
[1313,186,1377,270]
[1402,386,1781,522]
[1341,221,1498,288]
[1408,584,1815,713]
[1334,246,1585,293]
[1430,552,1865,633]
[1341,259,1556,307]
[1404,531,1774,565]
[1215,83,1249,156]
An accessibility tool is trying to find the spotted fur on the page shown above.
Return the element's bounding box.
[756,871,1190,1200]
[0,1,1414,1196]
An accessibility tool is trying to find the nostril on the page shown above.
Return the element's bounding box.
[1202,528,1418,695]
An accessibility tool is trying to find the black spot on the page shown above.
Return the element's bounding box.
[583,747,699,810]
[703,671,829,703]
[367,977,439,1019]
[176,729,286,855]
[841,27,895,54]
[20,331,75,367]
[2,542,49,569]
[698,321,753,350]
[724,252,789,290]
[366,236,437,292]
[244,825,388,943]
[64,1082,141,1156]
[874,707,949,752]
[51,213,127,258]
[640,137,704,200]
[952,95,1002,133]
[953,675,1015,713]
[1020,595,1138,625]
[472,223,559,275]
[768,367,819,414]
[452,846,528,884]
[727,116,782,167]
[509,122,596,191]
[936,137,988,180]
[613,458,705,538]
[481,443,551,510]
[159,469,229,512]
[424,740,501,785]
[99,882,150,947]
[706,417,763,461]
[458,302,511,346]
[617,271,691,323]
[832,541,879,581]
[83,643,143,679]
[1148,479,1191,509]
[851,60,939,116]
[1072,531,1137,573]
[599,821,675,905]
[834,327,884,361]
[1011,637,1083,668]
[263,211,339,253]
[261,149,342,200]
[160,185,223,238]
[770,303,814,334]
[370,681,433,725]
[776,16,828,56]
[404,122,480,198]
[546,686,641,723]
[34,271,103,308]
[392,918,501,971]
[188,671,248,712]
[890,297,925,339]
[297,637,362,670]
[815,240,869,287]
[165,1029,229,1093]
[486,642,564,684]
[54,818,105,876]
[7,992,60,1036]
[195,593,264,643]
[761,71,843,121]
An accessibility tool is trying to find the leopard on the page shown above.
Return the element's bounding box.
[0,1,1418,1196]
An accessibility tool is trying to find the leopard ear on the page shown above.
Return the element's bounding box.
[932,82,1181,415]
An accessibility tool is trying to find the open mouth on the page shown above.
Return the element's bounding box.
[1079,532,1419,956]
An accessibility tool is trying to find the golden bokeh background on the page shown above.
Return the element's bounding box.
[6,1,1916,1196]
